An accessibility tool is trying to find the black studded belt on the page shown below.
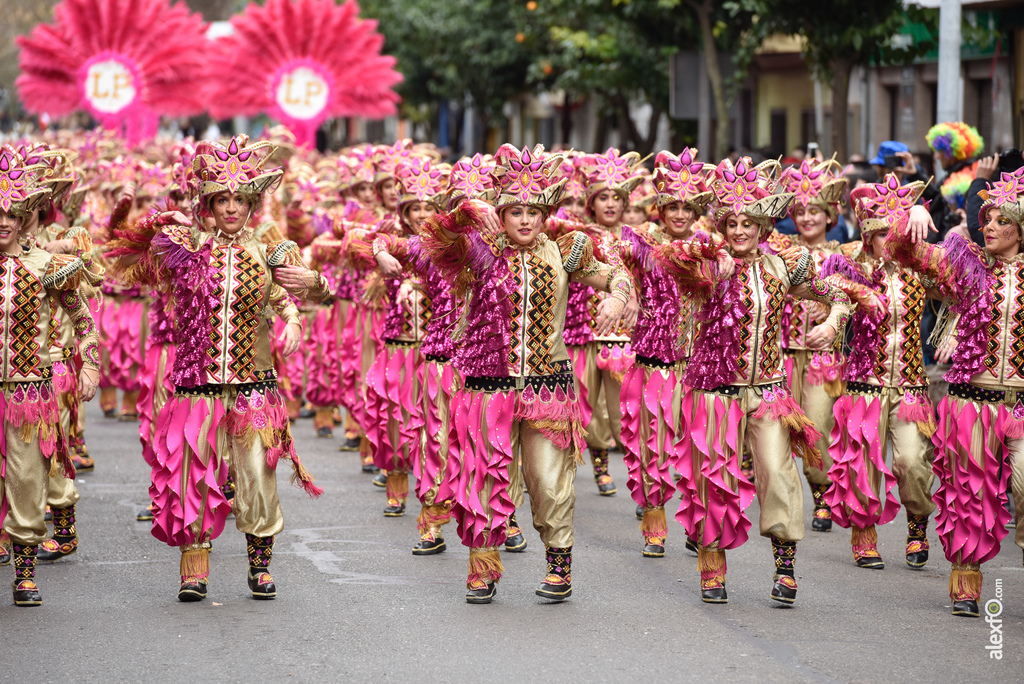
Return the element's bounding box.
[948,383,1015,405]
[464,360,574,392]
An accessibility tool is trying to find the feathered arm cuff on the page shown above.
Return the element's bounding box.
[652,234,722,297]
[105,212,166,286]
[419,200,492,283]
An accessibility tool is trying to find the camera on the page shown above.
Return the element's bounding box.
[884,155,905,170]
[806,142,819,158]
[998,148,1023,175]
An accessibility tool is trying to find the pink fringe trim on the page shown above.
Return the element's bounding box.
[150,395,231,547]
[932,395,1013,565]
[138,342,176,467]
[417,359,460,503]
[365,344,426,472]
[595,342,635,375]
[620,364,683,509]
[272,316,308,404]
[676,390,755,550]
[450,389,516,549]
[515,382,586,455]
[806,351,845,387]
[825,394,900,529]
[305,302,344,408]
[105,297,147,392]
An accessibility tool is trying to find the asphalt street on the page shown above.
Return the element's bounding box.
[3,401,1022,683]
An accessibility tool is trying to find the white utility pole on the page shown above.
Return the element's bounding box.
[936,0,962,124]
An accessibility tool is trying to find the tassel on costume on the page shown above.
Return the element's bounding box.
[851,525,881,561]
[468,547,504,586]
[949,563,982,601]
[698,547,726,590]
[180,545,211,582]
[640,507,668,540]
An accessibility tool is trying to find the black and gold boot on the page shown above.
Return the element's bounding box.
[504,512,527,553]
[769,537,798,604]
[536,546,572,601]
[246,534,277,600]
[38,505,78,562]
[906,513,929,569]
[372,469,388,488]
[412,503,450,555]
[699,547,727,603]
[949,562,981,617]
[591,449,616,496]
[640,507,667,558]
[0,531,11,566]
[178,543,210,602]
[383,472,408,516]
[852,525,884,569]
[810,484,832,532]
[136,503,155,522]
[12,544,41,606]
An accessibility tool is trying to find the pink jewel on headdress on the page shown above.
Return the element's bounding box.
[986,166,1024,206]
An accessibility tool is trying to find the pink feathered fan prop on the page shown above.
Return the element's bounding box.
[16,0,208,145]
[207,0,402,148]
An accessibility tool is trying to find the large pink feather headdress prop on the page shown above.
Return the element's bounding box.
[17,0,208,145]
[207,0,402,148]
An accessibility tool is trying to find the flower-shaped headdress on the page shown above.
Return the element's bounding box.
[978,166,1024,228]
[0,145,56,218]
[18,143,75,214]
[372,139,413,185]
[651,148,714,210]
[780,158,848,223]
[559,154,587,200]
[285,162,333,211]
[582,147,645,205]
[395,156,448,209]
[136,161,173,199]
[849,172,928,238]
[192,135,283,217]
[446,154,495,210]
[491,144,566,210]
[710,157,794,232]
[927,121,984,166]
[349,147,376,187]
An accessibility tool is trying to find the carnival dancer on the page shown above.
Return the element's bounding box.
[822,174,937,571]
[884,166,1024,618]
[106,136,329,602]
[0,145,100,606]
[17,147,104,562]
[768,159,854,531]
[576,148,645,496]
[659,157,852,605]
[372,156,469,552]
[363,155,443,518]
[420,144,633,604]
[617,149,714,558]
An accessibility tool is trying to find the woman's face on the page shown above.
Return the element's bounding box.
[0,209,25,254]
[724,212,761,258]
[558,196,586,219]
[402,201,436,231]
[211,191,251,236]
[590,190,623,228]
[662,201,697,239]
[623,205,647,226]
[983,207,1022,258]
[502,204,545,248]
[377,178,398,212]
[794,204,829,244]
[353,182,375,206]
[869,228,889,259]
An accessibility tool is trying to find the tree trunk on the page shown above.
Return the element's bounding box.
[830,57,853,163]
[689,0,729,160]
[560,94,574,148]
[593,113,609,152]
